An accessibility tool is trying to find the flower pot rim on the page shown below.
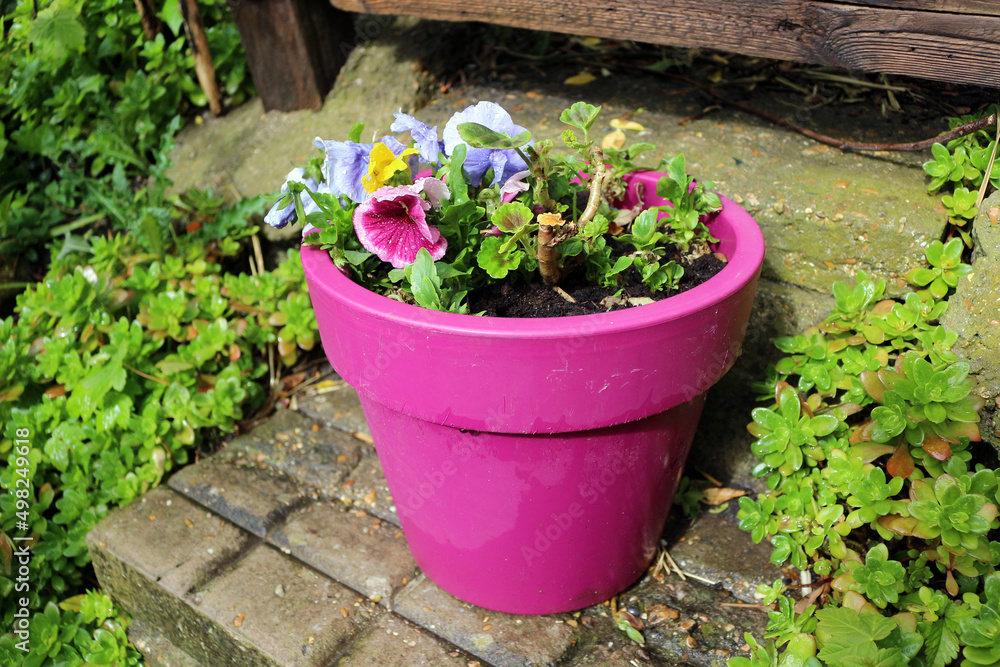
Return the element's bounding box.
[301,170,764,339]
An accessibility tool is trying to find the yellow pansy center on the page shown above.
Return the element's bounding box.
[363,143,419,193]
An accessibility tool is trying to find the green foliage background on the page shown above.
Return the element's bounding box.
[0,0,253,259]
[0,1,322,664]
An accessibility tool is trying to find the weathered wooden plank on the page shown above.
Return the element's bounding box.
[831,1,1000,17]
[229,0,355,111]
[327,0,1000,88]
[805,3,1000,86]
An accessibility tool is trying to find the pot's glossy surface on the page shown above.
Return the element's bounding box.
[361,391,706,613]
[301,170,764,613]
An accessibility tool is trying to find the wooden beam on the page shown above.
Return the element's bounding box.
[832,1,1000,17]
[327,0,1000,88]
[230,0,355,111]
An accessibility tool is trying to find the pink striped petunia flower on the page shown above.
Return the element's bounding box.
[353,178,450,268]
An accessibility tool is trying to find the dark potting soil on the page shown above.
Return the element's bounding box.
[467,251,727,318]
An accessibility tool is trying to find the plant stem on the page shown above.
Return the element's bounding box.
[46,212,106,239]
[537,222,562,286]
[578,147,608,228]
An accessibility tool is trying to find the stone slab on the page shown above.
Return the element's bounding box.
[128,618,204,667]
[296,379,372,440]
[225,407,367,496]
[333,613,474,666]
[168,455,309,537]
[269,501,417,602]
[942,190,1000,451]
[393,574,576,667]
[88,490,280,667]
[666,507,783,603]
[335,454,398,526]
[87,485,255,597]
[189,543,380,667]
[620,576,769,666]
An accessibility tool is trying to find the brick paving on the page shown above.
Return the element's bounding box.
[88,376,777,666]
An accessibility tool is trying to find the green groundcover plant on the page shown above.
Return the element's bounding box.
[0,211,319,664]
[266,101,723,313]
[728,238,996,667]
[0,0,253,260]
[921,105,998,237]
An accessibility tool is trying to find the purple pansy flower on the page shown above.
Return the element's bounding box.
[264,168,326,229]
[442,102,530,187]
[390,111,443,164]
[353,178,450,268]
[313,135,417,204]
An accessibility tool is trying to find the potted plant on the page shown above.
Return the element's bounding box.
[265,101,765,614]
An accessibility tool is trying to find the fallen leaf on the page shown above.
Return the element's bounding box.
[611,118,645,132]
[602,129,626,150]
[281,371,307,390]
[233,613,245,627]
[701,487,747,505]
[564,71,596,86]
[600,295,625,309]
[313,379,339,390]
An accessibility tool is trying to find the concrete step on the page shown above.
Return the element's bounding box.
[89,378,777,667]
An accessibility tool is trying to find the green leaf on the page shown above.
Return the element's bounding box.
[609,255,633,276]
[405,249,444,311]
[348,122,365,144]
[906,267,937,287]
[814,606,895,664]
[491,202,534,232]
[630,209,660,245]
[457,123,531,150]
[27,6,87,64]
[559,102,602,135]
[476,236,523,279]
[446,144,469,203]
[810,414,839,437]
[925,240,945,267]
[922,617,960,667]
[159,0,184,36]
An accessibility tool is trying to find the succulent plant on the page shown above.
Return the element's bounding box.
[905,238,974,300]
[878,474,998,562]
[834,543,906,609]
[748,385,840,475]
[859,352,983,455]
[960,573,1000,666]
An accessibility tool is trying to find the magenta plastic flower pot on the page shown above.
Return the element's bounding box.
[301,170,765,614]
